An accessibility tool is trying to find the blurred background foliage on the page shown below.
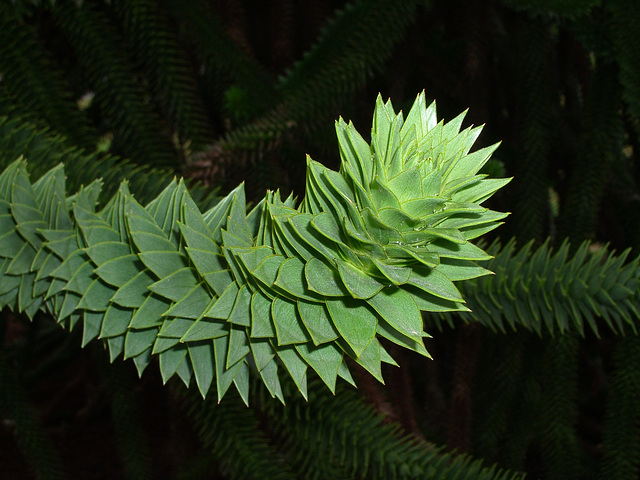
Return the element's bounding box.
[1,0,639,478]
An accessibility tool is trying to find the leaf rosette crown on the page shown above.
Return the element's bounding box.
[226,92,510,393]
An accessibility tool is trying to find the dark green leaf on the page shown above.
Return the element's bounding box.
[297,300,339,345]
[296,342,342,393]
[189,341,215,398]
[271,296,311,345]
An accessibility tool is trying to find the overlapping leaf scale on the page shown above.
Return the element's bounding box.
[0,160,48,318]
[437,239,640,337]
[0,160,94,327]
[0,93,511,402]
[0,160,309,402]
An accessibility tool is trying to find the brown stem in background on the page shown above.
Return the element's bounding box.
[217,0,254,57]
[351,345,425,441]
[350,359,396,422]
[461,0,491,127]
[268,0,295,73]
[446,322,482,453]
[384,346,424,440]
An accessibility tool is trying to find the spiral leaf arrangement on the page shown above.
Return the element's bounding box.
[0,93,509,403]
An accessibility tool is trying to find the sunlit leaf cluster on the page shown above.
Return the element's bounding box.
[0,93,509,402]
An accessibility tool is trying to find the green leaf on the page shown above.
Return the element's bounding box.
[6,243,36,275]
[460,221,505,240]
[372,259,411,285]
[383,244,440,267]
[133,349,152,376]
[127,197,187,276]
[297,300,339,345]
[227,325,250,368]
[201,185,239,239]
[436,258,492,281]
[164,283,213,319]
[309,211,348,247]
[130,295,169,329]
[248,252,285,289]
[276,345,308,399]
[99,304,132,338]
[388,166,422,203]
[366,287,423,341]
[0,218,23,258]
[184,243,223,272]
[337,359,355,387]
[451,177,512,203]
[380,343,398,366]
[306,160,349,220]
[82,311,103,347]
[428,238,492,261]
[77,222,121,247]
[205,281,238,319]
[59,292,82,322]
[175,355,193,388]
[111,269,156,308]
[250,338,276,371]
[274,257,318,300]
[271,296,311,345]
[370,177,401,210]
[137,249,188,279]
[148,267,199,302]
[438,209,508,231]
[305,258,348,297]
[124,328,157,359]
[84,241,130,265]
[351,338,384,383]
[18,273,40,315]
[272,215,317,261]
[227,284,252,327]
[62,258,95,294]
[258,360,284,402]
[285,214,336,261]
[337,261,385,299]
[94,254,141,288]
[107,334,125,361]
[0,90,512,402]
[159,346,188,384]
[214,336,244,402]
[336,117,373,189]
[326,297,377,358]
[250,291,276,338]
[233,361,250,406]
[400,197,447,218]
[181,316,228,342]
[158,318,196,340]
[407,266,464,302]
[228,187,251,239]
[403,227,466,245]
[447,143,500,179]
[189,341,215,398]
[377,319,430,358]
[179,215,218,254]
[378,207,422,231]
[296,342,343,393]
[76,277,114,311]
[406,284,469,312]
